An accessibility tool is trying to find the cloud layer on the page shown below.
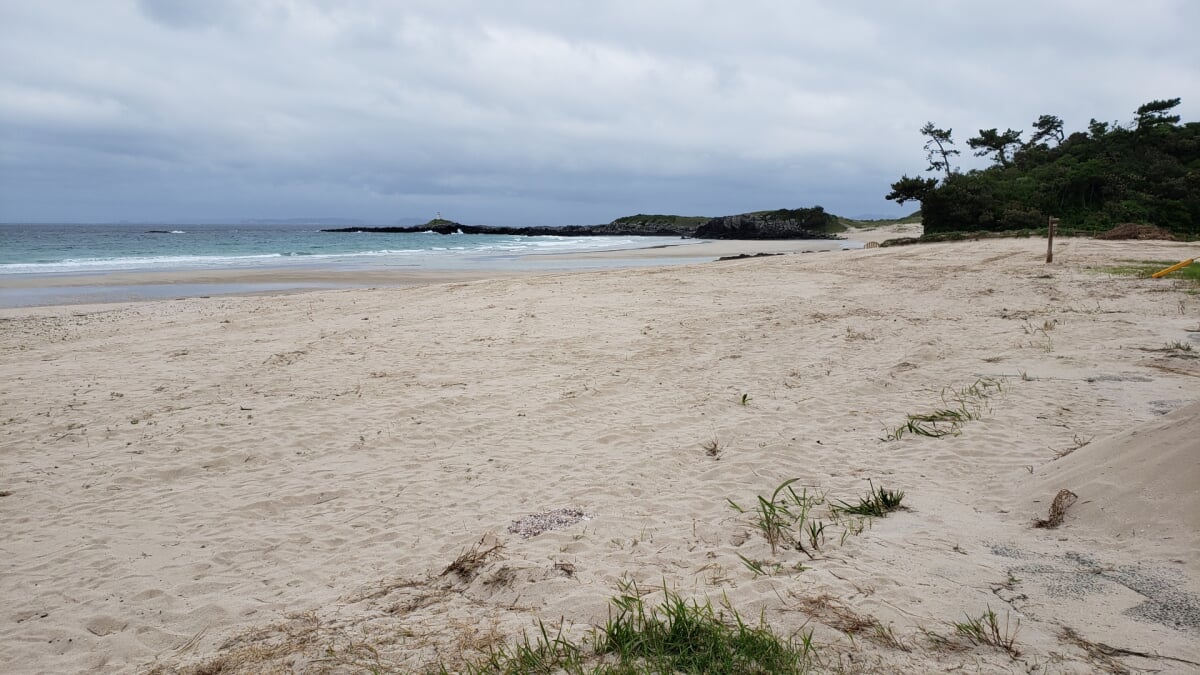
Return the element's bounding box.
[2,1,1197,224]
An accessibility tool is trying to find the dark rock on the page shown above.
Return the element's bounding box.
[879,237,923,247]
[694,207,841,240]
[716,252,786,261]
[324,207,844,240]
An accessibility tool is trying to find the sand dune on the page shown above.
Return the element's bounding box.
[1,233,1197,673]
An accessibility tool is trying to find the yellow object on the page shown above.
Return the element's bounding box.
[1151,258,1195,278]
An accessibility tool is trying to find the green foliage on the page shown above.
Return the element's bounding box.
[967,128,1023,167]
[451,621,584,674]
[727,478,820,557]
[611,214,711,228]
[837,210,923,228]
[886,175,939,206]
[1136,98,1182,130]
[729,480,891,562]
[745,207,844,233]
[830,480,905,518]
[1028,114,1065,148]
[921,122,960,177]
[1099,259,1200,283]
[882,377,1004,441]
[454,584,817,673]
[893,99,1199,237]
[599,584,817,674]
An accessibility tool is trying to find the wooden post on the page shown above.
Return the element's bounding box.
[1046,217,1059,263]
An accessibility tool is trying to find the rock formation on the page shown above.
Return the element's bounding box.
[323,207,843,240]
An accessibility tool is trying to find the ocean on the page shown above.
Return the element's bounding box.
[0,222,698,307]
[0,222,689,275]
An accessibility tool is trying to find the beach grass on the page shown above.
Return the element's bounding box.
[882,377,1004,441]
[1100,259,1200,283]
[450,583,817,674]
[952,607,1021,658]
[830,480,905,518]
[727,478,821,557]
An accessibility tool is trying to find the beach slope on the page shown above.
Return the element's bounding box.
[1,235,1197,673]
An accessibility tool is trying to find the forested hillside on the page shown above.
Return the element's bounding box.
[887,99,1198,237]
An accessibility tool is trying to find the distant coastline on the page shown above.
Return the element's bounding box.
[324,207,846,240]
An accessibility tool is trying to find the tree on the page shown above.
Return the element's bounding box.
[886,175,939,205]
[920,122,959,178]
[1028,114,1065,147]
[1135,98,1181,130]
[967,128,1023,167]
[889,97,1197,237]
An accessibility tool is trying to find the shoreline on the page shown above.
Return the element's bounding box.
[0,234,866,309]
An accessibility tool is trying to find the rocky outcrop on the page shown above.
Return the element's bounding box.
[694,207,840,240]
[324,207,844,240]
[322,221,687,237]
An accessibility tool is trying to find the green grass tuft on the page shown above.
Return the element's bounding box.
[452,583,817,674]
[831,480,905,518]
[952,606,1021,658]
[1099,259,1200,283]
[451,621,583,675]
[882,377,1004,441]
[599,583,816,674]
[727,479,820,557]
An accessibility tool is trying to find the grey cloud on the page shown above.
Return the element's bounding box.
[1,1,1198,224]
[137,0,240,29]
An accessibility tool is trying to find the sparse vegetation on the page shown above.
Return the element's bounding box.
[729,478,899,562]
[952,607,1021,657]
[836,211,923,229]
[727,478,820,557]
[736,554,784,577]
[449,621,584,675]
[794,593,911,652]
[610,213,711,229]
[1057,626,1139,674]
[804,519,826,551]
[441,541,505,580]
[1055,434,1093,459]
[883,377,1004,440]
[452,583,818,674]
[1033,488,1078,529]
[1099,259,1200,283]
[831,480,905,518]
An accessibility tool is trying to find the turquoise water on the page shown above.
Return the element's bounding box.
[0,222,701,307]
[0,222,680,275]
[0,223,859,307]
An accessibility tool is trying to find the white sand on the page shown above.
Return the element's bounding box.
[2,231,1198,673]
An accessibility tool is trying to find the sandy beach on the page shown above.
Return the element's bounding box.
[0,236,853,310]
[1,227,1197,673]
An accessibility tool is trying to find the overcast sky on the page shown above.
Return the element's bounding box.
[1,1,1197,225]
